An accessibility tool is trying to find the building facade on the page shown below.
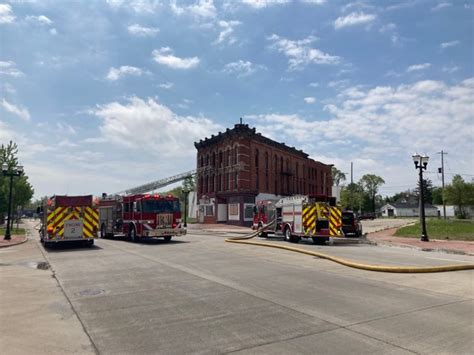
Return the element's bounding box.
[194,123,333,225]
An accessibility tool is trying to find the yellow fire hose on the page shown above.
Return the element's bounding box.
[225,221,474,273]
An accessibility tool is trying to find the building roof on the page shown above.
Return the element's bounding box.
[194,123,324,162]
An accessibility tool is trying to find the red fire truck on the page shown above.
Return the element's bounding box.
[98,193,186,242]
[253,195,343,244]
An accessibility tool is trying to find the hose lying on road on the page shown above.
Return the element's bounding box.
[225,222,474,273]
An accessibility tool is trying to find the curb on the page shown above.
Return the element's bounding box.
[367,238,474,256]
[0,235,29,248]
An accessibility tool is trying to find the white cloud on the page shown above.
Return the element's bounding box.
[223,60,264,77]
[152,47,200,69]
[106,0,160,13]
[0,4,15,24]
[158,82,174,89]
[170,0,216,19]
[440,40,459,49]
[309,82,319,87]
[268,34,340,70]
[106,66,145,81]
[245,78,474,188]
[26,15,53,25]
[241,0,290,9]
[214,20,241,45]
[431,2,451,11]
[406,63,431,72]
[1,99,31,121]
[304,97,316,104]
[301,0,326,4]
[0,61,24,77]
[442,65,458,74]
[49,28,58,35]
[334,12,376,29]
[128,24,160,37]
[91,96,222,158]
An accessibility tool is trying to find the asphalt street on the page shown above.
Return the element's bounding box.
[2,220,473,354]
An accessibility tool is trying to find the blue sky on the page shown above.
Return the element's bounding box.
[1,0,473,199]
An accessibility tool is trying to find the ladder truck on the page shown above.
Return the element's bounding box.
[99,193,186,242]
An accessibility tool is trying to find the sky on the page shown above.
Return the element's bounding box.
[0,0,473,199]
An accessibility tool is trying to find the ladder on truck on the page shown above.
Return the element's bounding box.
[115,169,196,195]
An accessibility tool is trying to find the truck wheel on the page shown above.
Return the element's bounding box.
[100,224,107,239]
[284,227,291,242]
[312,237,329,245]
[129,226,138,243]
[86,239,94,247]
[164,236,172,242]
[290,235,300,243]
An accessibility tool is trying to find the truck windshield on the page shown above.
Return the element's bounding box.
[142,200,180,213]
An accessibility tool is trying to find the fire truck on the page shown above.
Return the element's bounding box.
[252,199,277,230]
[253,195,343,244]
[98,193,186,242]
[39,195,99,247]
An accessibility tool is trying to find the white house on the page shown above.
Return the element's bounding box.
[380,202,438,217]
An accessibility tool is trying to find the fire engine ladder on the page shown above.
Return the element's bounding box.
[115,169,196,195]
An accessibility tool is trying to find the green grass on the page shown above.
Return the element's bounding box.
[395,219,474,241]
[0,227,25,235]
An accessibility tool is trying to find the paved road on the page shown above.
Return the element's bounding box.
[3,220,473,354]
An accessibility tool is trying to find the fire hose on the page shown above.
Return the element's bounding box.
[225,220,474,273]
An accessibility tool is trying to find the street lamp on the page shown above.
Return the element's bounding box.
[182,189,190,228]
[2,163,24,240]
[412,153,429,242]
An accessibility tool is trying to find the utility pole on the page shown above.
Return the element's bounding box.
[437,151,448,220]
[350,162,353,184]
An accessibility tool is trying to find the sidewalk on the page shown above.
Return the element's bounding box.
[367,228,474,256]
[0,221,96,354]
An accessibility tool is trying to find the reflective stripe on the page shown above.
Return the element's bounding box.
[302,204,316,235]
[329,207,342,237]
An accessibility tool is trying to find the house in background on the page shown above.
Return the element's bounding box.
[380,202,438,217]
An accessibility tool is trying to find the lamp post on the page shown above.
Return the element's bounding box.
[2,163,24,240]
[412,153,429,242]
[183,189,189,228]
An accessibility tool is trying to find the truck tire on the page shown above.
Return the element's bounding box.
[289,235,300,243]
[129,225,138,243]
[284,227,291,242]
[164,236,172,242]
[312,237,329,245]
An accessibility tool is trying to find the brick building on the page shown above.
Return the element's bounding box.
[194,123,333,225]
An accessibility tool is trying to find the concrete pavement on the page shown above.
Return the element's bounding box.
[189,219,474,255]
[0,220,96,354]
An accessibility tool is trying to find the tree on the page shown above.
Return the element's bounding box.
[431,187,443,205]
[444,175,474,218]
[340,183,363,212]
[0,141,34,226]
[359,174,385,213]
[414,178,434,204]
[331,167,346,186]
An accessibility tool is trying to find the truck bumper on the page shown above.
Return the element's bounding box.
[144,228,186,237]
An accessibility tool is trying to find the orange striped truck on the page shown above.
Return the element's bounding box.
[39,195,99,247]
[255,195,343,245]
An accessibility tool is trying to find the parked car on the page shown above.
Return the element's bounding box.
[358,212,376,220]
[342,211,362,238]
